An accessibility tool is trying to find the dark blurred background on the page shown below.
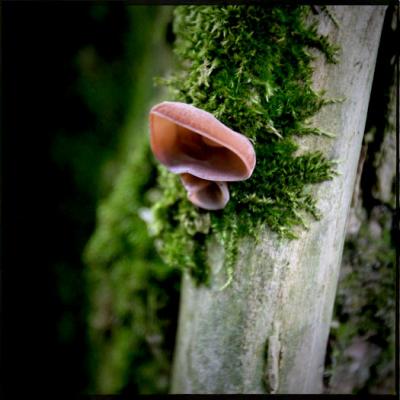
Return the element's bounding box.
[1,3,396,396]
[2,3,174,394]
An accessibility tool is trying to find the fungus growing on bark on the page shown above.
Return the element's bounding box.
[180,173,230,210]
[149,101,256,210]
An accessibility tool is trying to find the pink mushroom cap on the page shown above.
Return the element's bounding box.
[149,101,256,182]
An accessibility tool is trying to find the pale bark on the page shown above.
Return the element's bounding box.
[327,8,398,392]
[171,6,387,394]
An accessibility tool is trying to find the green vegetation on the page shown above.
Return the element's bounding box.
[152,5,339,284]
[84,5,341,393]
[83,6,179,394]
[327,213,395,392]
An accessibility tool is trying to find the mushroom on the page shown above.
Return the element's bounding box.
[149,101,256,210]
[180,173,230,211]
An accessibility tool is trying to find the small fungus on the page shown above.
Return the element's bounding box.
[180,173,230,210]
[149,101,256,210]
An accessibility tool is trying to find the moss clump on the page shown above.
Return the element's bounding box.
[152,5,339,283]
[85,132,181,394]
[83,7,179,394]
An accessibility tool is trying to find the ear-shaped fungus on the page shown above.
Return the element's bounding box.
[180,173,230,211]
[149,101,256,210]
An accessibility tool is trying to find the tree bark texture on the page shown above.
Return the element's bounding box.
[171,6,387,394]
[326,7,397,392]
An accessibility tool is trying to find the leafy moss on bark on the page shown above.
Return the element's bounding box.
[85,124,181,395]
[84,5,342,393]
[83,7,179,394]
[151,6,339,283]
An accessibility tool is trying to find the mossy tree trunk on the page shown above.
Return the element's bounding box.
[326,7,397,392]
[171,6,386,394]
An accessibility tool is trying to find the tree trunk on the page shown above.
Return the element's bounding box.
[326,7,397,392]
[171,6,387,394]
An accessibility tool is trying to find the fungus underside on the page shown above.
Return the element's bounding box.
[151,5,339,284]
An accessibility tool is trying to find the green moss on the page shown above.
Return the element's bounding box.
[85,123,180,394]
[151,5,338,284]
[84,5,341,392]
[83,7,179,394]
[326,212,395,392]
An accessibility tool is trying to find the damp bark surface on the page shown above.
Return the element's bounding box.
[171,6,386,394]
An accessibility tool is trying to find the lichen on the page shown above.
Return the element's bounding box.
[150,5,339,284]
